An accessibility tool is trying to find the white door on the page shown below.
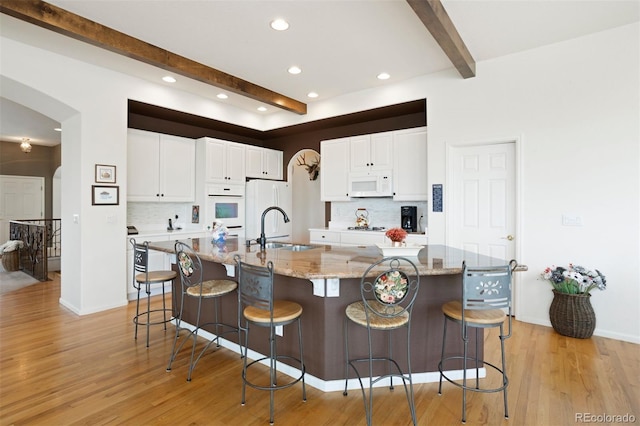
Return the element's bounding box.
[0,175,45,243]
[448,142,516,265]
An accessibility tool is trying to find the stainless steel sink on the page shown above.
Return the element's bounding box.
[279,244,318,251]
[264,242,290,249]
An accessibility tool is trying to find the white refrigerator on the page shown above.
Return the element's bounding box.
[245,180,293,242]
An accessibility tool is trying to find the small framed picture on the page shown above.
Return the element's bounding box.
[92,185,119,206]
[95,164,116,184]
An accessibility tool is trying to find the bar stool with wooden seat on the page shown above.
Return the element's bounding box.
[130,238,177,348]
[234,255,306,425]
[343,256,420,426]
[438,260,517,423]
[166,241,239,381]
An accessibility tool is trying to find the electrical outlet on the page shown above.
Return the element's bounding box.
[562,214,583,226]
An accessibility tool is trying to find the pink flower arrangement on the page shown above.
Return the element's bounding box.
[385,227,408,242]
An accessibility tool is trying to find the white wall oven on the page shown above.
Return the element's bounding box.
[206,184,245,236]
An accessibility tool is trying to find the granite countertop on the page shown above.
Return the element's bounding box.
[147,237,525,280]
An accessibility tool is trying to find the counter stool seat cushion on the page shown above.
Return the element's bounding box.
[186,279,237,298]
[442,300,507,325]
[345,301,409,330]
[244,300,302,324]
[135,270,177,284]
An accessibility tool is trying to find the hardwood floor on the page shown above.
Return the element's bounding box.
[1,274,638,425]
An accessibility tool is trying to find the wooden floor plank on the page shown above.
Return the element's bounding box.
[1,274,638,425]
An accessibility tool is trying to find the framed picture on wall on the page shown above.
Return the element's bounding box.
[92,185,119,206]
[95,164,116,183]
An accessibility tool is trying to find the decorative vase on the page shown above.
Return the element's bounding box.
[391,240,405,247]
[549,289,596,338]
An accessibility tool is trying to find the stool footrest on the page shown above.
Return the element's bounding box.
[243,355,305,392]
[133,308,175,326]
[438,355,508,393]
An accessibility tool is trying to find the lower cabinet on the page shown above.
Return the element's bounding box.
[309,230,341,245]
[310,229,428,247]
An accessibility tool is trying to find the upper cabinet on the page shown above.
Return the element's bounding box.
[202,138,246,184]
[127,129,195,202]
[246,146,283,180]
[392,127,428,201]
[320,127,428,202]
[349,132,394,172]
[320,137,351,201]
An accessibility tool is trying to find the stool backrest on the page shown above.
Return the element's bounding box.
[461,261,515,312]
[360,256,420,319]
[131,238,150,274]
[234,255,274,313]
[175,242,204,290]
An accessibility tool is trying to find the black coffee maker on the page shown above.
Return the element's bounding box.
[401,206,417,232]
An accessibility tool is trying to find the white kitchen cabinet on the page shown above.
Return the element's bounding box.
[246,146,283,180]
[310,228,428,248]
[392,127,428,201]
[320,138,351,201]
[203,138,246,184]
[309,230,341,245]
[349,132,393,172]
[127,129,195,202]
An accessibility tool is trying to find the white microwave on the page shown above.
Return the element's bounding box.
[348,170,393,197]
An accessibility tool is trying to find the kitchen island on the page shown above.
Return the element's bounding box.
[148,237,522,391]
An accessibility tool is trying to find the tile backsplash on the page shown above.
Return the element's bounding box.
[330,199,428,232]
[127,202,202,231]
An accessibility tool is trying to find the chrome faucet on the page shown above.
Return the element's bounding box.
[258,206,290,250]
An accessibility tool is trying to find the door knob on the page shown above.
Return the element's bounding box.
[501,234,514,241]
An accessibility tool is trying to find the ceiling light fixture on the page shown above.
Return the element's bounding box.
[20,138,32,153]
[257,106,267,112]
[288,66,302,75]
[270,19,289,31]
[377,72,390,80]
[54,127,62,132]
[162,76,177,83]
[217,93,229,99]
[307,92,319,98]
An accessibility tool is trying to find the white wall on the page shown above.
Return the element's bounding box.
[1,16,637,342]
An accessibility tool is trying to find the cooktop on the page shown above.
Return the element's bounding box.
[346,226,386,231]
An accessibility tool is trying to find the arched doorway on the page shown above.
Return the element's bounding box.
[287,149,323,243]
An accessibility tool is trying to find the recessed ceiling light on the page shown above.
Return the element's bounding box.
[217,93,229,99]
[307,92,319,98]
[162,76,176,83]
[257,106,267,112]
[54,127,62,132]
[377,72,390,80]
[270,19,289,31]
[288,66,302,75]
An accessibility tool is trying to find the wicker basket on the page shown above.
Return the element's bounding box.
[1,249,20,272]
[549,289,596,338]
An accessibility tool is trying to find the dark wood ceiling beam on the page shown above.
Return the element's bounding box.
[0,0,307,115]
[406,0,476,78]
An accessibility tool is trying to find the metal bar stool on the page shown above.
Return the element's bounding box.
[343,256,420,426]
[438,260,517,423]
[130,238,177,348]
[234,255,306,425]
[166,241,239,381]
